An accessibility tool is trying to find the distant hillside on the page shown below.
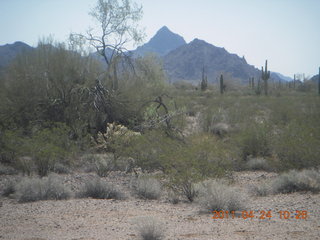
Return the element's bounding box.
[134,26,186,57]
[163,38,260,84]
[0,41,33,69]
[271,72,292,82]
[310,74,319,83]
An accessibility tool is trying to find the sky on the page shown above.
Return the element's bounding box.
[0,0,319,77]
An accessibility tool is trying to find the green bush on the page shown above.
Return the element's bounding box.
[14,174,72,203]
[236,122,272,161]
[273,121,320,170]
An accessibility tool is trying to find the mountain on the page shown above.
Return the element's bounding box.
[310,74,319,83]
[271,72,292,82]
[134,26,186,56]
[163,38,260,84]
[0,41,33,69]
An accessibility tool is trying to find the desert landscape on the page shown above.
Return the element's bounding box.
[1,0,319,239]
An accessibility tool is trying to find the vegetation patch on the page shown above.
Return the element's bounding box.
[196,179,246,212]
[14,174,71,203]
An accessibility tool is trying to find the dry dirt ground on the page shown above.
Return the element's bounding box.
[0,171,319,240]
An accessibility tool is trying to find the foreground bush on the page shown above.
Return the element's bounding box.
[78,178,124,200]
[136,216,165,240]
[132,176,161,200]
[273,122,320,170]
[196,179,246,212]
[14,174,71,203]
[272,169,320,194]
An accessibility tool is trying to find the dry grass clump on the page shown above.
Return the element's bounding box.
[250,182,272,197]
[132,176,162,200]
[78,177,124,200]
[14,174,71,203]
[136,216,165,240]
[196,179,246,212]
[272,169,320,194]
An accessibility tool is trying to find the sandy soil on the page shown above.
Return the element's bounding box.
[0,171,319,240]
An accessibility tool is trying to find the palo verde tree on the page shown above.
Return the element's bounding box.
[70,0,144,91]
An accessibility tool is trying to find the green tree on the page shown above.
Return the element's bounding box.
[70,0,144,91]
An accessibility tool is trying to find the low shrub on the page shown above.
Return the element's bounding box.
[92,154,114,177]
[196,179,246,212]
[53,163,71,174]
[273,121,320,170]
[2,180,17,197]
[210,123,230,137]
[0,163,17,175]
[249,182,272,197]
[236,123,271,161]
[132,176,161,200]
[272,169,320,194]
[136,216,165,240]
[78,178,124,200]
[167,190,180,204]
[245,158,270,171]
[14,174,71,203]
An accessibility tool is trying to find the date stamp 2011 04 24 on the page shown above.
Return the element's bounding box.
[212,210,308,220]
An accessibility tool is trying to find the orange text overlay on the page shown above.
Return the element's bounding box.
[212,210,308,220]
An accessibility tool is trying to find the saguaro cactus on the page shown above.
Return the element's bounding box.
[220,74,225,94]
[261,60,270,95]
[200,66,208,91]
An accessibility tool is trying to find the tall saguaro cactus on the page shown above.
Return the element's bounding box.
[220,74,225,94]
[200,66,208,91]
[261,60,270,95]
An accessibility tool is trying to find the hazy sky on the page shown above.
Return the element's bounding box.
[1,0,319,77]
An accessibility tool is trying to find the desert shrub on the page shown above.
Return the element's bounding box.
[0,163,17,175]
[249,182,272,197]
[91,154,114,177]
[1,123,78,176]
[136,216,165,240]
[78,178,124,200]
[27,123,77,177]
[210,123,230,137]
[53,163,71,174]
[14,174,71,203]
[15,156,34,176]
[167,190,180,204]
[2,180,17,197]
[272,169,320,194]
[164,134,233,202]
[236,122,271,161]
[196,179,246,212]
[245,158,270,171]
[273,121,320,170]
[132,176,161,200]
[123,130,176,172]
